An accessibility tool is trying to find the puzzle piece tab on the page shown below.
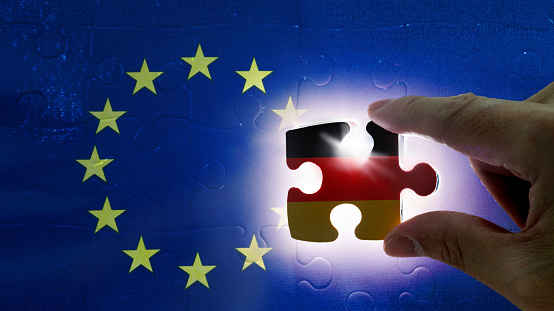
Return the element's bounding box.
[286,122,437,242]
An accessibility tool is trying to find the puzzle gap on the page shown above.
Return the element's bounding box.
[291,162,322,195]
[329,204,362,241]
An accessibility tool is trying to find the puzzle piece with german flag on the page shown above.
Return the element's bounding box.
[286,122,438,242]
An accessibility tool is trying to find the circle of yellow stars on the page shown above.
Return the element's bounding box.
[76,43,309,290]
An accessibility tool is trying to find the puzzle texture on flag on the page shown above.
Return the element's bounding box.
[285,122,437,242]
[1,0,552,310]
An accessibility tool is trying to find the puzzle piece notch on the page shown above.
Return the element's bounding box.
[346,291,375,311]
[0,24,123,132]
[371,59,402,89]
[449,26,482,57]
[296,204,437,310]
[97,117,225,234]
[0,221,86,309]
[294,234,437,310]
[286,122,437,242]
[258,225,333,309]
[510,51,541,81]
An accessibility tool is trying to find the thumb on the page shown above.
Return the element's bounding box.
[384,211,516,297]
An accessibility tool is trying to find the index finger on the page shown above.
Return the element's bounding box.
[367,93,545,182]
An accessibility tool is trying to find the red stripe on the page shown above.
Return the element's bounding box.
[287,156,436,202]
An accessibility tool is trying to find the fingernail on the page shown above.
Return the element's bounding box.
[368,98,393,113]
[383,236,425,257]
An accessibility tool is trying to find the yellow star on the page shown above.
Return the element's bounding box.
[179,253,216,289]
[89,197,125,233]
[270,207,287,230]
[235,235,272,271]
[126,59,163,95]
[76,146,113,183]
[89,98,127,134]
[272,96,308,130]
[122,236,160,273]
[236,58,272,93]
[181,44,218,80]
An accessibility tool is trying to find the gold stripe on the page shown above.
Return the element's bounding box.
[288,200,400,241]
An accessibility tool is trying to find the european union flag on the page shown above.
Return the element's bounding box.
[1,0,550,310]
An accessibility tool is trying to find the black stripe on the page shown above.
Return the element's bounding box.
[366,122,398,156]
[286,122,350,158]
[286,121,398,158]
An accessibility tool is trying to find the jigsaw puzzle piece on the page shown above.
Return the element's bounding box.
[345,291,375,311]
[510,51,541,82]
[181,226,262,309]
[0,222,85,309]
[0,25,48,128]
[296,27,415,126]
[297,263,434,310]
[0,94,47,225]
[397,257,518,310]
[296,22,553,127]
[144,19,332,130]
[91,200,190,290]
[449,24,484,58]
[294,204,435,310]
[89,26,196,147]
[86,79,163,152]
[143,118,224,233]
[1,23,122,131]
[81,195,189,310]
[501,27,554,97]
[286,122,436,241]
[92,116,223,235]
[250,25,334,130]
[1,101,91,229]
[26,26,95,128]
[258,225,332,309]
[190,94,289,245]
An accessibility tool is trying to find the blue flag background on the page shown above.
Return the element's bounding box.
[1,1,552,310]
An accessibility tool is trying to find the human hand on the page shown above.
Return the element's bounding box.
[367,83,554,310]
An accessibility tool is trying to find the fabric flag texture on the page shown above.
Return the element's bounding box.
[1,0,550,310]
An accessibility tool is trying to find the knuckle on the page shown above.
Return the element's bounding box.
[438,93,482,139]
[402,93,484,143]
[442,93,480,117]
[397,95,426,118]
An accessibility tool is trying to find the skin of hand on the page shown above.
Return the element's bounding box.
[368,82,554,310]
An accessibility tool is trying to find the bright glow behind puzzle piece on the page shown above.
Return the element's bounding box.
[291,161,322,195]
[330,204,362,241]
[338,122,374,162]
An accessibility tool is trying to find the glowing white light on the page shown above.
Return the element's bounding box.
[338,122,374,165]
[292,162,322,194]
[330,204,362,241]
